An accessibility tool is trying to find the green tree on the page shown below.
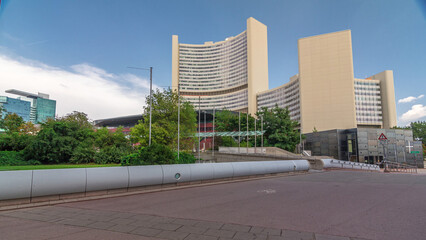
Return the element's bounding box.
[2,113,25,133]
[410,121,426,144]
[215,110,255,132]
[130,88,197,150]
[24,112,95,164]
[256,105,300,151]
[91,127,132,164]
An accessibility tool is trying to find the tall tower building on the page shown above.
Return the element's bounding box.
[257,30,397,133]
[172,17,268,115]
[298,30,357,133]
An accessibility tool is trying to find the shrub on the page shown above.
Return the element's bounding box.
[121,144,197,166]
[94,146,124,164]
[139,143,174,165]
[0,133,35,151]
[0,151,40,166]
[70,143,96,164]
[121,153,140,166]
[174,151,196,164]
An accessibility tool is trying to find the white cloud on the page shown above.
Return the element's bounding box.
[0,54,160,120]
[398,94,424,103]
[399,104,426,125]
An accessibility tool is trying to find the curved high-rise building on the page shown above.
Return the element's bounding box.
[172,17,268,114]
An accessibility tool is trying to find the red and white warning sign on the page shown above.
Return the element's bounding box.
[378,133,387,141]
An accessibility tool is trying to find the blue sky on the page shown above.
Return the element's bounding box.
[0,0,425,124]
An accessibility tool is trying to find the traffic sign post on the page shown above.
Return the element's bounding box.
[378,133,388,162]
[378,133,387,141]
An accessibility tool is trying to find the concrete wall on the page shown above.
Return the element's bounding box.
[0,161,310,202]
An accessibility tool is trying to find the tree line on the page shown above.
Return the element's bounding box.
[0,88,302,166]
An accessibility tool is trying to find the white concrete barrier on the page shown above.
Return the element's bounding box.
[321,159,380,172]
[0,160,310,201]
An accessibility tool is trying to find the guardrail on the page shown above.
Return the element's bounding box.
[383,161,417,173]
[0,160,310,201]
[320,159,381,172]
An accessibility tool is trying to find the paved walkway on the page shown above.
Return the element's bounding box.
[1,170,426,240]
[0,205,361,240]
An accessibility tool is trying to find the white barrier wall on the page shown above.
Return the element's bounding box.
[320,159,380,172]
[0,160,310,201]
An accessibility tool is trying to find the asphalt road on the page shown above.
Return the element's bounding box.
[1,170,425,240]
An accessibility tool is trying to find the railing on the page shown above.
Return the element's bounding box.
[383,161,417,173]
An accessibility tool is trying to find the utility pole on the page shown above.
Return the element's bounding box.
[255,116,257,154]
[261,116,263,154]
[212,107,215,157]
[246,113,249,154]
[204,111,206,151]
[299,127,302,154]
[238,112,241,154]
[198,96,201,160]
[177,82,180,160]
[149,67,152,146]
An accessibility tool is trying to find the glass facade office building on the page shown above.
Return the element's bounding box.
[2,89,56,123]
[34,98,56,123]
[0,96,31,122]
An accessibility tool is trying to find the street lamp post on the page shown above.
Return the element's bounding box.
[212,107,215,157]
[149,67,152,146]
[238,112,241,154]
[198,96,201,160]
[246,113,248,154]
[261,116,263,154]
[177,82,180,160]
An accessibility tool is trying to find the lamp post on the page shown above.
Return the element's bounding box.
[261,115,263,154]
[238,112,241,154]
[246,113,248,154]
[198,96,201,160]
[177,82,180,160]
[212,107,215,157]
[127,66,153,146]
[255,116,257,154]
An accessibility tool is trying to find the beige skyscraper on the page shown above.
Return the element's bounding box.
[172,18,397,134]
[257,30,397,133]
[172,17,268,115]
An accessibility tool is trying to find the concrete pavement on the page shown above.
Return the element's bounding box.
[1,170,426,240]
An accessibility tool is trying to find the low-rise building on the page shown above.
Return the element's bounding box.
[305,128,423,167]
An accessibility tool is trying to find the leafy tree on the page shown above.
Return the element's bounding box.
[0,132,35,151]
[92,127,132,164]
[18,121,39,135]
[94,127,130,150]
[2,113,25,133]
[0,106,6,129]
[24,112,95,164]
[213,106,300,151]
[215,110,255,132]
[60,111,93,129]
[410,121,426,144]
[130,88,197,150]
[256,105,300,151]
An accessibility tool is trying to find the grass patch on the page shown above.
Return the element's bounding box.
[0,163,121,171]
